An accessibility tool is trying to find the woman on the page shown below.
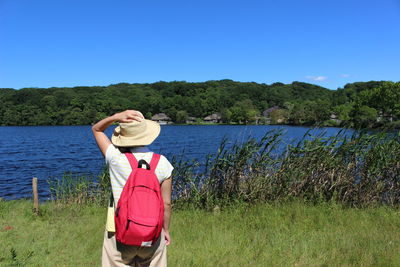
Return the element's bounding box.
[92,110,173,267]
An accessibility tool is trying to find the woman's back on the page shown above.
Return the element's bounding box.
[92,110,173,267]
[105,145,173,204]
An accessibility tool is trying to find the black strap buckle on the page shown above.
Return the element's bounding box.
[137,159,151,170]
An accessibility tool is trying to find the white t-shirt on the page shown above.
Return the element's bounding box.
[105,144,174,204]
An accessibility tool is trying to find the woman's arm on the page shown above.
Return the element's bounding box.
[92,110,144,156]
[161,178,172,245]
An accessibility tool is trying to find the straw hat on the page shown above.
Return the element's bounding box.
[111,119,161,147]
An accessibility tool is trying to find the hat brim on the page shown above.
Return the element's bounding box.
[111,119,161,147]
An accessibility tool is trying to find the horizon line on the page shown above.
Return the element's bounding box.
[0,79,395,91]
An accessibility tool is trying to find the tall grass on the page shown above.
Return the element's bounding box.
[47,129,399,208]
[47,166,111,205]
[172,129,400,208]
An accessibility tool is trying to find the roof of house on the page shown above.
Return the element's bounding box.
[262,106,280,116]
[151,113,171,121]
[330,113,338,119]
[204,113,221,120]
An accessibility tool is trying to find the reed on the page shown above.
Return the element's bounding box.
[47,166,111,205]
[47,129,399,208]
[172,129,400,208]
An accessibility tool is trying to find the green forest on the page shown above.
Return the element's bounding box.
[0,80,399,128]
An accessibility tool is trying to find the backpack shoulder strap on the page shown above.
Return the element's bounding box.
[125,153,138,171]
[149,153,161,171]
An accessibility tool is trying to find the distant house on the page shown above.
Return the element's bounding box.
[261,106,280,124]
[203,113,222,123]
[329,113,342,124]
[186,116,197,124]
[151,113,172,125]
[377,111,394,123]
[262,106,280,117]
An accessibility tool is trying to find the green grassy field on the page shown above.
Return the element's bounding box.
[0,200,399,266]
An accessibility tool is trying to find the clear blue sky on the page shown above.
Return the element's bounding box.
[1,0,399,90]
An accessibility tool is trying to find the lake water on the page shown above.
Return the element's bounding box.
[0,125,347,200]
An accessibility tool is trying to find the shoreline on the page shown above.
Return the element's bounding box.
[0,122,398,130]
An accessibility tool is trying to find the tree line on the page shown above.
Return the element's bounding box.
[0,80,399,128]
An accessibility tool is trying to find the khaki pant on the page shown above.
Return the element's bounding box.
[102,230,167,267]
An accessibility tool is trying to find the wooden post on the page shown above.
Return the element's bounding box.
[32,177,40,215]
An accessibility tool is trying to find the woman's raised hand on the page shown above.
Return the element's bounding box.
[116,110,144,123]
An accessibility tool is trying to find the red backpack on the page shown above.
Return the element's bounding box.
[114,153,164,247]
